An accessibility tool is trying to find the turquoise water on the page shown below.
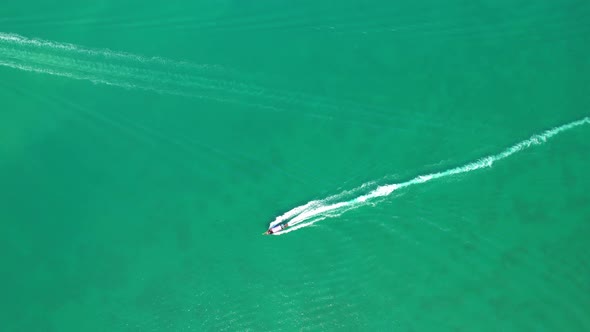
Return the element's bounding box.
[1,1,590,331]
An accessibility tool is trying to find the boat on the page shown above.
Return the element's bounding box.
[263,223,289,235]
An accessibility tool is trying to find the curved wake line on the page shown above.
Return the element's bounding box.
[270,117,590,235]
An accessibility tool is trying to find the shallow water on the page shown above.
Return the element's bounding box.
[1,1,589,331]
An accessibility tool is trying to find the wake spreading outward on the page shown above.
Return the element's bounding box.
[0,34,585,237]
[0,32,387,120]
[0,32,274,105]
[266,117,590,235]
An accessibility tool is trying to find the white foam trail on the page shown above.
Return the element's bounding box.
[275,216,328,235]
[1,39,278,105]
[1,47,240,94]
[269,117,590,234]
[0,60,138,89]
[269,200,320,228]
[0,32,218,70]
[1,32,272,100]
[0,32,319,114]
[268,181,377,228]
[2,33,419,126]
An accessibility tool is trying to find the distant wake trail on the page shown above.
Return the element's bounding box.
[0,32,270,102]
[270,117,590,235]
[1,32,421,124]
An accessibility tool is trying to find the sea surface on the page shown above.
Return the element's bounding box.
[1,1,589,331]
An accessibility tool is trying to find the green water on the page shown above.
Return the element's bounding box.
[1,1,590,331]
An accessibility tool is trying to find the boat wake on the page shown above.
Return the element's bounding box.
[0,32,400,124]
[269,117,590,235]
[0,32,286,108]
